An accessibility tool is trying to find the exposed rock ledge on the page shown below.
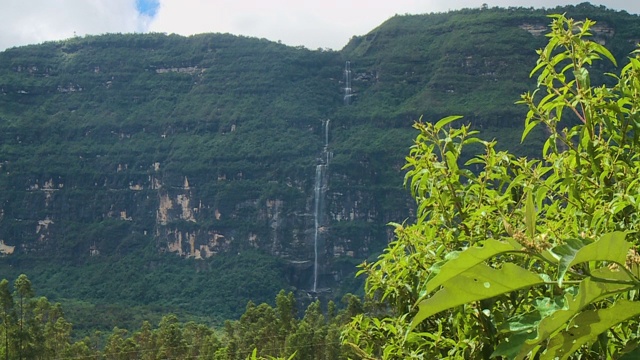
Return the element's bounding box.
[0,240,15,255]
[155,66,203,75]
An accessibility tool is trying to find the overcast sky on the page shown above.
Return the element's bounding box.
[1,0,639,52]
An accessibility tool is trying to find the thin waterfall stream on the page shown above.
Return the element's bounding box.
[344,61,352,105]
[312,119,331,293]
[311,61,348,293]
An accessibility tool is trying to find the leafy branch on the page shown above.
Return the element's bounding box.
[344,13,640,360]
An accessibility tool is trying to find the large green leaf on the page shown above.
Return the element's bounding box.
[445,151,459,182]
[570,231,630,266]
[492,297,565,359]
[573,67,590,91]
[434,115,463,131]
[542,300,640,360]
[619,344,640,360]
[411,263,544,330]
[516,268,635,359]
[525,189,536,239]
[591,41,617,66]
[551,231,630,286]
[551,238,591,286]
[492,330,538,359]
[426,239,523,294]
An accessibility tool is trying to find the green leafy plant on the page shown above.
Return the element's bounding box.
[343,14,640,359]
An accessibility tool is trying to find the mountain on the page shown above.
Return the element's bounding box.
[0,2,638,332]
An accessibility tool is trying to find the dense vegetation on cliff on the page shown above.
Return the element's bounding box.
[0,2,640,338]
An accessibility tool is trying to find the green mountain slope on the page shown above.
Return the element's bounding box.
[0,2,638,331]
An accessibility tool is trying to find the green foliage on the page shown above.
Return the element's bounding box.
[1,2,640,339]
[89,291,358,360]
[0,249,289,336]
[343,14,640,359]
[0,274,360,359]
[0,274,85,359]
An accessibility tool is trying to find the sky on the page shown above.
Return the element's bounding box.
[1,0,639,52]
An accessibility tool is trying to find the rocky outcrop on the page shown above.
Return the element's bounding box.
[155,66,203,75]
[519,23,547,36]
[0,240,14,255]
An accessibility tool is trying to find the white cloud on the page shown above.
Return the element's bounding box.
[148,0,434,50]
[146,0,640,50]
[1,0,640,52]
[0,0,148,50]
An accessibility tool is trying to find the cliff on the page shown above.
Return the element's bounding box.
[0,2,638,328]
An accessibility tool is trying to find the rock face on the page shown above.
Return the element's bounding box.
[0,33,413,292]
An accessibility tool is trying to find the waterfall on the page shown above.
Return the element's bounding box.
[312,164,323,292]
[312,119,330,293]
[344,61,352,105]
[324,119,332,164]
[325,119,330,148]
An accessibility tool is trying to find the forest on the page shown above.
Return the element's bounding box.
[2,3,640,359]
[0,274,358,359]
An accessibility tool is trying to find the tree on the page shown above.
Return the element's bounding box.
[13,275,34,360]
[234,301,280,359]
[286,301,328,360]
[132,320,156,360]
[343,14,640,359]
[275,290,296,340]
[155,314,187,359]
[0,276,79,359]
[34,297,72,358]
[0,280,13,360]
[47,316,73,358]
[182,321,220,358]
[103,327,131,360]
